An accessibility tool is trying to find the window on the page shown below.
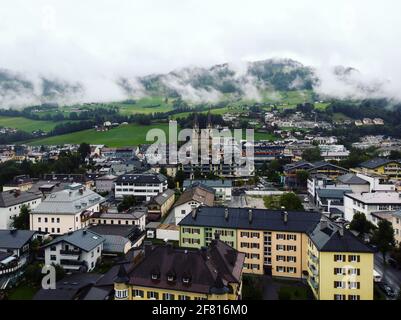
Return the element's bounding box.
[348,255,360,263]
[287,234,297,241]
[348,295,360,300]
[276,234,286,240]
[163,293,175,300]
[50,255,56,261]
[133,289,144,298]
[287,256,296,263]
[287,267,296,273]
[348,282,360,290]
[287,245,296,252]
[178,295,190,300]
[334,254,346,262]
[276,245,285,251]
[115,289,128,299]
[151,273,159,280]
[334,268,345,275]
[348,268,360,276]
[51,228,55,233]
[147,291,159,299]
[276,266,285,273]
[51,218,55,223]
[44,218,48,223]
[57,228,60,233]
[38,217,41,223]
[57,218,60,223]
[334,281,346,289]
[334,294,346,300]
[276,255,286,262]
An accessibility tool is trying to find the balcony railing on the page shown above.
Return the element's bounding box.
[60,249,81,256]
[309,277,319,290]
[60,259,85,266]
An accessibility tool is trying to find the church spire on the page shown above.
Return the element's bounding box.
[207,108,212,129]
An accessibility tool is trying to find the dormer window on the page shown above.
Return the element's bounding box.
[151,273,160,280]
[167,275,175,282]
[182,277,190,284]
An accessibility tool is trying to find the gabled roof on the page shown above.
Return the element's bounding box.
[0,229,37,249]
[124,240,245,294]
[317,188,352,200]
[44,229,104,252]
[337,173,369,185]
[308,221,374,253]
[359,158,399,169]
[149,189,175,206]
[173,185,215,208]
[0,190,41,208]
[32,184,104,215]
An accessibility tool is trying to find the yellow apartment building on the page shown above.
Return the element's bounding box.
[114,239,245,300]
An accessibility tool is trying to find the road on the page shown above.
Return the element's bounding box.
[374,253,401,297]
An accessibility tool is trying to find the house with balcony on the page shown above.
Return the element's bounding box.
[43,229,104,272]
[0,229,38,286]
[352,158,401,181]
[30,183,105,235]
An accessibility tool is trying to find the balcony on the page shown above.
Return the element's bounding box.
[308,277,319,290]
[60,249,81,255]
[60,259,85,266]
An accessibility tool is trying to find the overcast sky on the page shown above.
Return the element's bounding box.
[1,0,401,102]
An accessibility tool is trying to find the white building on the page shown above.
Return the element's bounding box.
[0,190,42,229]
[172,185,215,225]
[90,207,147,231]
[114,173,168,201]
[43,229,104,272]
[319,145,350,162]
[344,192,401,223]
[30,184,105,235]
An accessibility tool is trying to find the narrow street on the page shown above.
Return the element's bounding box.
[374,253,401,295]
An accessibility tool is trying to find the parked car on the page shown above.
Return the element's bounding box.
[379,282,396,298]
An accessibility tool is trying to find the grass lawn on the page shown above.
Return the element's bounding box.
[274,279,313,300]
[7,283,39,300]
[117,97,174,115]
[0,116,67,133]
[28,123,170,147]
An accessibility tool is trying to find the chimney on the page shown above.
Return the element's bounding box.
[83,229,87,235]
[283,211,288,224]
[338,226,344,237]
[214,232,220,240]
[224,208,229,221]
[248,209,253,224]
[200,246,208,260]
[191,208,197,220]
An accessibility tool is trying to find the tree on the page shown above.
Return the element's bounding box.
[349,212,375,238]
[117,196,137,212]
[389,150,401,160]
[78,142,91,162]
[174,170,186,188]
[296,170,310,187]
[371,220,396,262]
[11,204,31,230]
[279,192,303,211]
[302,147,323,162]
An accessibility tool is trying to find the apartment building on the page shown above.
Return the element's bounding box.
[344,192,401,223]
[114,173,168,201]
[0,189,42,229]
[30,184,105,235]
[370,210,401,245]
[114,240,245,300]
[43,229,104,272]
[178,207,321,278]
[179,207,374,300]
[307,220,374,300]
